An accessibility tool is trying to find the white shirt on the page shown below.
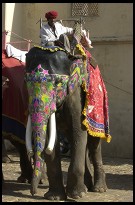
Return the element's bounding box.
[40,22,73,47]
[40,22,92,47]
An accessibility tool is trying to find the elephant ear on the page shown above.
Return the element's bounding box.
[67,59,87,95]
[67,76,78,96]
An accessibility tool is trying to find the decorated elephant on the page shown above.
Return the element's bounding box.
[25,44,111,200]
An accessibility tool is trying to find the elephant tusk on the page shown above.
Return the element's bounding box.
[25,114,34,159]
[45,112,57,155]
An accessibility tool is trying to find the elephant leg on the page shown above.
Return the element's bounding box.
[65,88,88,199]
[18,144,33,183]
[44,135,67,201]
[87,136,107,192]
[66,131,88,199]
[84,144,94,191]
[2,137,11,163]
[10,140,33,183]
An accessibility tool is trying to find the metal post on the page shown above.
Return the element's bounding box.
[40,18,42,29]
[27,40,32,51]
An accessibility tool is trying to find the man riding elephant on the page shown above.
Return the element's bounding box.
[40,10,93,58]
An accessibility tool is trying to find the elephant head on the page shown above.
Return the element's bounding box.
[25,46,86,195]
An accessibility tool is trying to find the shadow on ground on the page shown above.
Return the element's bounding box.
[106,173,133,191]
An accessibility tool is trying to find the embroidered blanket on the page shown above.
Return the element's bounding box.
[80,47,112,142]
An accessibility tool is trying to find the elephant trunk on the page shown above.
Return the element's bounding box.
[30,116,47,196]
[28,112,57,196]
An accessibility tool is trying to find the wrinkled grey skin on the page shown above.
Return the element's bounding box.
[26,47,107,200]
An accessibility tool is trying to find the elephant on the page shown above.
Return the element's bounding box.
[25,45,110,200]
[2,58,33,185]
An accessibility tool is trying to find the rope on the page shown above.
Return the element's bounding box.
[4,34,40,46]
[4,34,27,42]
[3,31,30,42]
[104,80,133,95]
[2,30,32,42]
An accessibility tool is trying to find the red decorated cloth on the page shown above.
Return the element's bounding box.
[82,49,112,142]
[2,50,28,142]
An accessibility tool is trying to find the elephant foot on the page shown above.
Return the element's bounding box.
[92,170,107,193]
[93,181,107,193]
[44,189,67,201]
[39,178,45,184]
[66,185,88,199]
[17,175,31,184]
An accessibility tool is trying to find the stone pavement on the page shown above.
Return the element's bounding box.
[2,151,133,202]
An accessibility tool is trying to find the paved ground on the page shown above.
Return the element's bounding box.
[2,150,133,202]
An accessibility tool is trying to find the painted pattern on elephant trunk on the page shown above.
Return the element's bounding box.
[25,61,85,189]
[26,78,56,179]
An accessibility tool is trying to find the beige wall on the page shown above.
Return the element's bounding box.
[2,3,24,43]
[94,43,133,158]
[2,3,133,158]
